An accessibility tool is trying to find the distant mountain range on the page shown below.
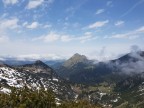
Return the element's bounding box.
[0,57,64,68]
[55,51,144,84]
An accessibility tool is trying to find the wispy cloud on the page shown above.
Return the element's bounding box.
[32,32,97,43]
[115,20,125,26]
[84,32,92,35]
[2,0,19,5]
[33,32,60,42]
[106,1,112,6]
[96,9,105,15]
[26,0,54,9]
[107,26,144,39]
[43,24,52,28]
[88,20,109,29]
[16,53,63,61]
[0,54,64,61]
[25,22,39,29]
[0,18,19,32]
[26,0,44,9]
[136,26,144,32]
[23,21,51,29]
[0,17,19,43]
[121,0,144,18]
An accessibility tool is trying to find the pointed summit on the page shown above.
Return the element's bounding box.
[72,53,86,58]
[114,51,144,63]
[22,60,51,70]
[63,53,89,68]
[20,60,54,75]
[70,53,88,62]
[33,60,51,69]
[34,60,45,65]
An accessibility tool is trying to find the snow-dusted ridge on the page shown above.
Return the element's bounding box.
[0,63,75,100]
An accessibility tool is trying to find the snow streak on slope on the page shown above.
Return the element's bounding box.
[0,66,75,100]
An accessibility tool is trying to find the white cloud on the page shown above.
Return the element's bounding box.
[115,21,125,26]
[0,18,19,32]
[78,35,97,43]
[96,9,105,15]
[26,0,44,9]
[23,21,51,29]
[2,0,18,5]
[26,22,39,29]
[88,20,109,29]
[0,54,64,61]
[32,32,97,43]
[107,26,144,39]
[61,35,73,42]
[26,0,54,9]
[84,32,92,35]
[0,18,19,43]
[60,35,97,43]
[16,54,63,60]
[33,32,60,42]
[22,22,28,27]
[136,26,144,32]
[43,24,52,28]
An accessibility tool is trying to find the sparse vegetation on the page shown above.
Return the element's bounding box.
[0,87,102,108]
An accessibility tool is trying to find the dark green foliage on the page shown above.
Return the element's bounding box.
[0,87,56,108]
[59,100,102,108]
[0,87,102,108]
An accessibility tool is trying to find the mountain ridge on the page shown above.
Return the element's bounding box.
[0,61,75,100]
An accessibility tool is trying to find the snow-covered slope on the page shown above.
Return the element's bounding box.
[0,67,24,88]
[0,61,75,100]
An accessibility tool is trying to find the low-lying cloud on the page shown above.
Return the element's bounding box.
[110,45,144,75]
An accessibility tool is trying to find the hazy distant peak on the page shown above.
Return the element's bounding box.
[116,51,144,63]
[34,60,45,65]
[63,53,89,68]
[30,60,52,69]
[71,53,87,59]
[22,60,51,70]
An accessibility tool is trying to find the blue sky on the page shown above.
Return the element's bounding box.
[0,0,144,61]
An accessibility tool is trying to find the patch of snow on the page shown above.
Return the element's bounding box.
[75,94,78,100]
[53,78,58,82]
[0,67,24,88]
[111,98,118,102]
[139,89,144,91]
[0,87,11,93]
[56,102,61,105]
[140,93,144,96]
[99,92,106,99]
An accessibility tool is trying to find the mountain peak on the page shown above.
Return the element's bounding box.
[73,53,81,56]
[34,60,45,65]
[33,60,51,69]
[20,60,54,75]
[63,53,88,68]
[115,51,144,63]
[22,60,51,70]
[71,53,87,60]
